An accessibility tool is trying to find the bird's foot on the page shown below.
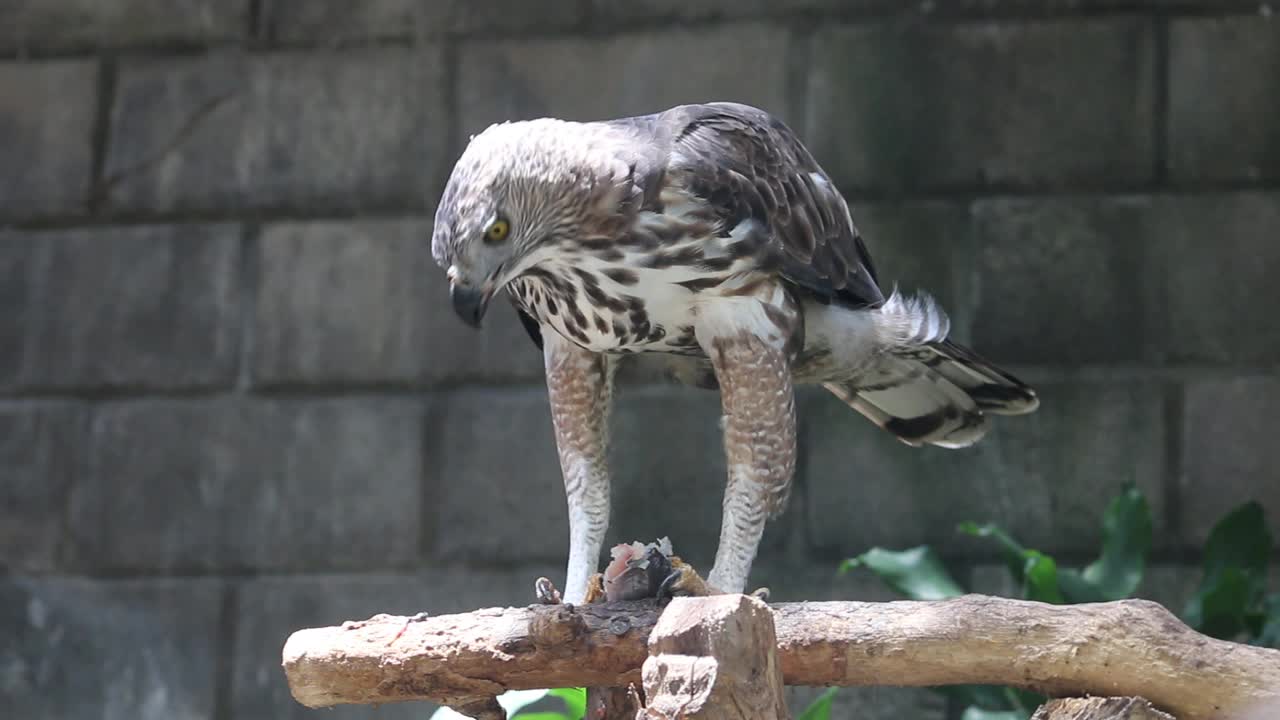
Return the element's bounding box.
[538,538,770,605]
[534,576,563,605]
[584,573,606,603]
[534,573,607,605]
[603,537,759,602]
[655,555,711,599]
[650,557,772,599]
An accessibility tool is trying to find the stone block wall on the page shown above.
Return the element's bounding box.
[2,2,1278,719]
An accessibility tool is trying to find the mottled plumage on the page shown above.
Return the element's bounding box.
[433,102,1038,603]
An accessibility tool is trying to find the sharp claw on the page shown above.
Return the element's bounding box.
[656,569,682,602]
[535,577,563,605]
[584,573,606,604]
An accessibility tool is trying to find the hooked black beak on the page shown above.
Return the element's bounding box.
[450,283,490,328]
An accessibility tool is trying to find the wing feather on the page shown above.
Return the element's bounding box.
[660,102,884,309]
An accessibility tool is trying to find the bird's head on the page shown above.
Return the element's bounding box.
[431,119,637,328]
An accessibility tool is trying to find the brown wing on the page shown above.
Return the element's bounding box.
[661,102,884,309]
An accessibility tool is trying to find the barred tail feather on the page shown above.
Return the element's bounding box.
[925,340,1039,416]
[825,358,989,449]
[825,290,1039,449]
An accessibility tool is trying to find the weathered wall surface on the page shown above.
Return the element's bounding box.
[2,2,1278,718]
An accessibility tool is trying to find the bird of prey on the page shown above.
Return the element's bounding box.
[432,102,1038,604]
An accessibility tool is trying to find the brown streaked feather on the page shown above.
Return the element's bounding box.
[655,102,885,310]
[709,332,796,517]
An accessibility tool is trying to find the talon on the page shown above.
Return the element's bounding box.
[661,556,713,597]
[656,569,682,602]
[595,539,720,600]
[535,577,563,605]
[584,573,606,604]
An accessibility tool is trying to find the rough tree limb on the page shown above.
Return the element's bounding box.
[281,595,1280,720]
[640,595,789,719]
[1033,697,1175,720]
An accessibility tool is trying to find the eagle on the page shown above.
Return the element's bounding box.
[432,102,1039,604]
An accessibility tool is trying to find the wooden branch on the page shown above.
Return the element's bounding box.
[640,595,789,719]
[1033,697,1175,720]
[281,595,1280,720]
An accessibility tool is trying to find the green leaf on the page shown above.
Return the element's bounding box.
[796,688,839,720]
[1021,551,1065,604]
[936,685,1014,711]
[1202,502,1272,577]
[1187,567,1258,639]
[1056,568,1109,604]
[500,689,555,714]
[1253,595,1280,648]
[547,688,586,719]
[1005,687,1048,714]
[434,690,570,720]
[937,685,1044,716]
[510,687,585,720]
[1080,484,1153,600]
[958,522,1029,583]
[956,523,1067,603]
[841,547,965,600]
[1184,502,1272,637]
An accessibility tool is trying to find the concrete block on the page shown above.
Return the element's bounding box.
[459,23,793,134]
[70,398,423,572]
[971,196,1153,364]
[1169,17,1280,181]
[1,0,247,53]
[0,224,240,391]
[0,61,96,220]
[806,19,1154,189]
[0,576,222,720]
[104,49,446,214]
[0,403,86,571]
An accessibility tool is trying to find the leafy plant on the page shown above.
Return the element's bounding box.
[1183,502,1274,640]
[834,485,1279,720]
[839,546,964,600]
[428,688,586,720]
[795,688,839,720]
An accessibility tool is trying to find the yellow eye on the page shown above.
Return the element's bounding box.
[485,218,510,244]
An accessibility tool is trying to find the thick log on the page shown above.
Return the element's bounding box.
[1032,697,1176,720]
[639,595,789,719]
[281,595,1280,720]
